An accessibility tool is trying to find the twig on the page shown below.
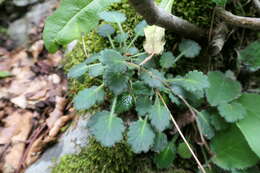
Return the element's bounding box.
[139,53,155,66]
[128,0,206,41]
[215,7,260,30]
[157,92,206,173]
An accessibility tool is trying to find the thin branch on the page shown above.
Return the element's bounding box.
[253,0,260,15]
[215,7,260,30]
[128,0,206,41]
[157,92,206,173]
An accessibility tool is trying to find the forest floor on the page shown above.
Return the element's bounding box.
[0,0,78,172]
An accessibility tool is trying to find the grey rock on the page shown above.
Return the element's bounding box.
[8,0,56,47]
[25,115,90,173]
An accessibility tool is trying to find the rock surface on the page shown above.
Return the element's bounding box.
[25,115,89,173]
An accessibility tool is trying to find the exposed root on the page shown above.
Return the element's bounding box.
[215,7,260,30]
[209,22,229,56]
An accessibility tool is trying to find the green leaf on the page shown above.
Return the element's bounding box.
[135,96,153,116]
[178,39,201,58]
[159,52,176,69]
[87,111,107,129]
[97,24,115,37]
[68,63,103,78]
[140,69,165,89]
[217,102,246,123]
[73,85,105,110]
[127,119,155,153]
[127,47,139,55]
[134,20,147,36]
[209,110,229,131]
[211,125,259,170]
[99,11,126,23]
[0,71,12,78]
[177,142,192,159]
[89,113,125,147]
[197,111,215,139]
[152,132,168,153]
[236,93,260,158]
[132,81,153,96]
[114,33,128,43]
[149,96,171,131]
[115,94,133,114]
[154,141,176,169]
[238,40,260,72]
[104,69,129,95]
[100,49,127,72]
[43,0,120,53]
[169,70,209,92]
[206,71,242,106]
[67,63,88,78]
[88,63,105,77]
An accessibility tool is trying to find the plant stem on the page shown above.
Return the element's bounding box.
[108,35,116,49]
[157,92,207,173]
[128,52,147,58]
[126,35,139,51]
[82,35,88,57]
[117,22,127,47]
[139,53,155,66]
[172,52,185,65]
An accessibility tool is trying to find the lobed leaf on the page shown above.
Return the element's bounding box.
[132,81,153,96]
[127,119,155,153]
[149,96,171,131]
[115,94,134,114]
[134,20,147,36]
[159,52,176,69]
[169,70,209,92]
[100,49,127,73]
[152,132,168,153]
[114,33,128,43]
[206,71,242,106]
[89,112,125,147]
[196,111,215,139]
[178,39,201,58]
[140,69,165,89]
[135,96,153,116]
[73,85,105,110]
[88,63,105,77]
[154,141,176,169]
[104,69,129,95]
[238,40,260,72]
[99,11,126,23]
[97,24,115,37]
[217,102,246,123]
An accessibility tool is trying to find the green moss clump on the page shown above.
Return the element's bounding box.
[52,138,137,173]
[172,0,214,27]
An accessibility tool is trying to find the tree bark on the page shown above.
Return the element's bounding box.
[215,7,260,30]
[128,0,206,41]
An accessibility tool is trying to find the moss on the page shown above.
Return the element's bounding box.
[172,0,215,27]
[52,138,137,173]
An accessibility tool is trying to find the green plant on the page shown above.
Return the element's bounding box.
[65,9,260,172]
[44,0,260,172]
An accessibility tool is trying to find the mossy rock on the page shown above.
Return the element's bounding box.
[52,138,137,173]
